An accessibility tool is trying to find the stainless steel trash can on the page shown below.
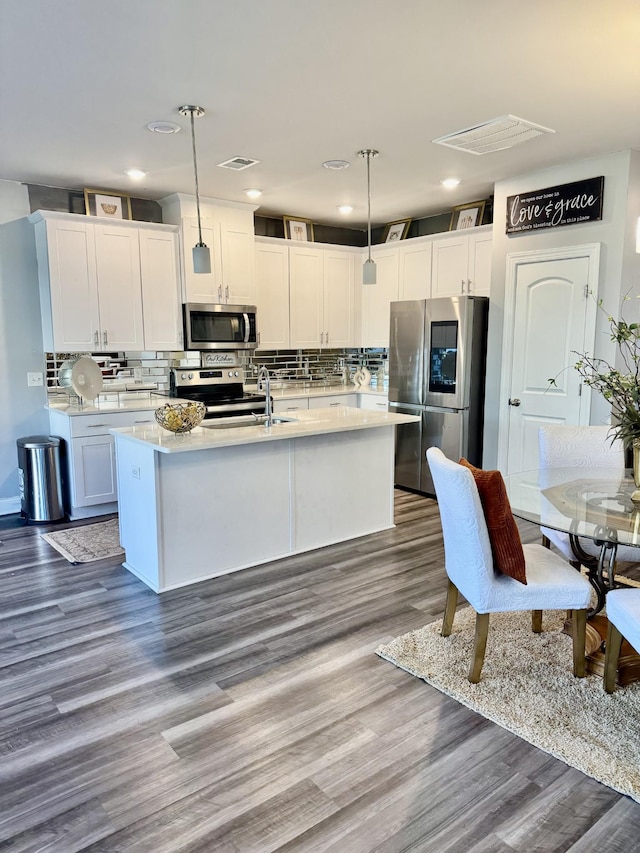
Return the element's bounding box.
[17,435,64,523]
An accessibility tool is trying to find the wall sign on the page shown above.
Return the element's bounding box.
[506,176,604,234]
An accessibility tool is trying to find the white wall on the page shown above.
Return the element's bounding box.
[483,150,640,469]
[0,180,48,513]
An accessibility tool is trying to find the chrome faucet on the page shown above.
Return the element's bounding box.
[256,366,273,427]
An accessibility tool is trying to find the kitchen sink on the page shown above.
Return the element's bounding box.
[202,415,298,430]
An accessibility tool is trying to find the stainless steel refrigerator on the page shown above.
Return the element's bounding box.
[389,296,489,495]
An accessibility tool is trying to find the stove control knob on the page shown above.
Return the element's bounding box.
[188,373,193,380]
[234,371,239,377]
[181,373,187,380]
[228,371,233,377]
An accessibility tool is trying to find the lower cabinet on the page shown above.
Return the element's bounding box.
[272,397,310,414]
[308,394,358,408]
[49,408,157,519]
[359,393,389,411]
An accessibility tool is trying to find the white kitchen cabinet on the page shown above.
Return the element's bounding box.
[289,245,324,348]
[289,247,357,349]
[93,223,145,350]
[181,211,256,305]
[308,393,358,408]
[48,407,157,519]
[31,211,180,353]
[272,397,310,414]
[255,240,290,349]
[323,250,355,348]
[431,226,492,297]
[139,228,183,350]
[359,393,388,411]
[360,248,400,347]
[399,239,432,300]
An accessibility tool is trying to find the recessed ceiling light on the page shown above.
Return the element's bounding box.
[146,120,181,134]
[323,160,350,170]
[243,188,263,199]
[441,177,461,189]
[124,168,147,180]
[337,204,353,214]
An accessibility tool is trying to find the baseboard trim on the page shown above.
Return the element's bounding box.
[0,496,21,516]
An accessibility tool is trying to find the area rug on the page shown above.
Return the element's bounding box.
[376,607,640,803]
[41,518,124,564]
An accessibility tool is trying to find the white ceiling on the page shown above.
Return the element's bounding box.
[1,0,639,229]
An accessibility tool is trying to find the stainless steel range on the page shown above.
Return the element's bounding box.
[169,367,267,420]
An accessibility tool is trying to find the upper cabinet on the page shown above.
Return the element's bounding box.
[399,239,432,300]
[31,211,181,353]
[255,240,290,350]
[431,226,492,297]
[160,194,257,306]
[361,248,400,347]
[138,228,183,351]
[289,244,356,349]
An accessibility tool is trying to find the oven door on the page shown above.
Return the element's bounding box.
[183,303,258,350]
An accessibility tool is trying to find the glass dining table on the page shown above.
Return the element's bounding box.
[505,467,640,616]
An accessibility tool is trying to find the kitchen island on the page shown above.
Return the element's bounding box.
[111,406,419,592]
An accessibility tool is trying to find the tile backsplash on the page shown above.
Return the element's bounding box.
[46,347,388,399]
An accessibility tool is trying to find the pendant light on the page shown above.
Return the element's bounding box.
[358,149,379,284]
[178,104,211,274]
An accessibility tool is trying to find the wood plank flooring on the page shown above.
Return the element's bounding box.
[1,491,640,852]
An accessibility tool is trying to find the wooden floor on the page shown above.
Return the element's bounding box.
[2,491,640,852]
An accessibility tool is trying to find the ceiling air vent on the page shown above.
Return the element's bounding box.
[217,156,261,171]
[432,115,555,155]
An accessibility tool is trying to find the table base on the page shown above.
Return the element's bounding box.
[563,615,640,686]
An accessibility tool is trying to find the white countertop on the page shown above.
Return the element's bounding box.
[47,393,183,415]
[111,406,417,454]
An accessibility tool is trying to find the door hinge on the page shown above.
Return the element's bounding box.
[584,284,590,299]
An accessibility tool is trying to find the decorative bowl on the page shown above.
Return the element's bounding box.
[155,401,206,433]
[100,203,118,215]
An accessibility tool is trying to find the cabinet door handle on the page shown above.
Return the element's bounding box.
[467,279,472,292]
[94,330,99,348]
[286,406,300,411]
[329,402,340,407]
[86,423,109,429]
[257,331,261,344]
[225,285,229,301]
[103,331,108,347]
[134,419,153,424]
[461,279,465,294]
[325,331,329,346]
[218,285,223,302]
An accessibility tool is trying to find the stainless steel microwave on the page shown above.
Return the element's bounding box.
[183,302,258,350]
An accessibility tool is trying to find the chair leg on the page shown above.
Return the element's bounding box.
[441,580,458,637]
[468,612,490,684]
[571,608,587,678]
[604,620,623,693]
[531,610,543,633]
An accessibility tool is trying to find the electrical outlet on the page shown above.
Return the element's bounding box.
[27,372,44,387]
[131,466,141,480]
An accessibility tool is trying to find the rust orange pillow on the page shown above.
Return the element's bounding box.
[459,458,527,585]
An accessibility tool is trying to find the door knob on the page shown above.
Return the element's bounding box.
[508,398,521,407]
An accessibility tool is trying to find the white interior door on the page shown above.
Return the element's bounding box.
[501,245,600,474]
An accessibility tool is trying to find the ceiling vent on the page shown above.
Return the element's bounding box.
[432,115,555,155]
[217,156,260,171]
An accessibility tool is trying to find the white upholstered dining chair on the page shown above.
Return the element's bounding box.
[538,425,640,567]
[426,446,592,683]
[603,588,640,693]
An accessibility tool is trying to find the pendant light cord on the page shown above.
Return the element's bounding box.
[189,110,204,246]
[366,152,372,262]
